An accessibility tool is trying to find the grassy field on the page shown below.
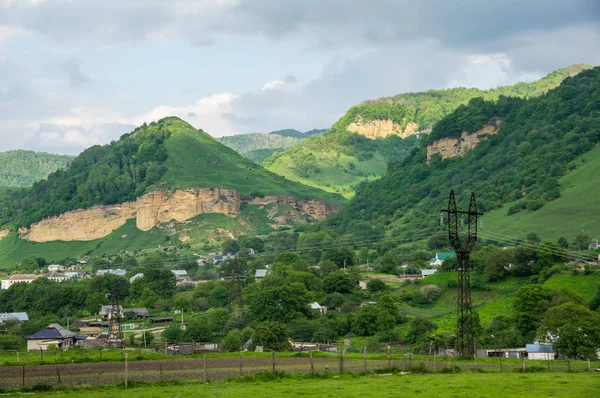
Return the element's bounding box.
[265,142,388,198]
[485,145,600,242]
[393,271,600,333]
[24,371,600,397]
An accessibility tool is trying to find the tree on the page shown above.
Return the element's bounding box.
[222,239,240,254]
[322,271,356,294]
[589,285,600,311]
[209,286,229,308]
[406,318,438,344]
[537,303,600,359]
[352,305,379,336]
[251,321,291,352]
[162,325,184,343]
[418,285,442,304]
[321,248,354,269]
[514,285,554,338]
[247,283,313,322]
[85,292,106,315]
[484,247,513,282]
[428,232,449,250]
[141,268,176,298]
[526,233,541,244]
[223,329,244,352]
[367,279,387,293]
[325,293,345,309]
[240,236,265,252]
[573,233,591,250]
[319,260,338,276]
[374,253,398,275]
[185,320,212,343]
[557,237,569,249]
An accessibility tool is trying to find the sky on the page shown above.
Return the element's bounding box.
[0,0,599,154]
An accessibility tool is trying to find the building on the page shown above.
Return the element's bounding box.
[255,269,267,281]
[130,273,144,283]
[310,302,327,315]
[27,324,84,351]
[1,274,39,290]
[526,344,555,360]
[43,272,69,283]
[421,269,437,277]
[47,264,65,272]
[429,252,456,267]
[123,307,150,318]
[0,312,29,322]
[171,270,189,280]
[96,269,126,277]
[99,305,123,318]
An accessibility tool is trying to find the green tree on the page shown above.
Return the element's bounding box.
[208,286,229,308]
[185,320,212,343]
[537,303,600,359]
[573,233,591,250]
[367,279,387,293]
[162,325,184,343]
[406,318,438,344]
[223,329,244,352]
[514,285,554,338]
[222,239,240,254]
[484,247,513,281]
[142,268,176,298]
[322,271,356,294]
[251,321,292,351]
[319,260,338,276]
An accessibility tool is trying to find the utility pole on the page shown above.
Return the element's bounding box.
[106,281,125,349]
[229,255,244,313]
[442,190,482,359]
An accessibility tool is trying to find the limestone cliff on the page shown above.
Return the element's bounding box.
[20,189,337,243]
[426,122,501,163]
[21,188,241,242]
[347,117,421,139]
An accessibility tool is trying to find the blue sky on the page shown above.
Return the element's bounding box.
[0,0,599,154]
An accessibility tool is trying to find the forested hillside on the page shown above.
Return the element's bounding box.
[0,150,73,187]
[264,64,592,198]
[327,67,600,242]
[218,128,326,164]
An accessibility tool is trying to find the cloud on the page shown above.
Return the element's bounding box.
[56,57,93,88]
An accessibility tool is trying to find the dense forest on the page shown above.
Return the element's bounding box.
[0,121,171,228]
[0,150,73,188]
[327,67,600,237]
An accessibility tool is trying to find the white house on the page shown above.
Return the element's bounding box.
[429,252,456,267]
[255,269,268,281]
[47,264,65,272]
[171,270,188,278]
[96,269,126,276]
[44,272,69,283]
[421,269,437,277]
[130,273,144,283]
[310,302,327,315]
[1,275,39,290]
[526,344,555,360]
[0,312,29,322]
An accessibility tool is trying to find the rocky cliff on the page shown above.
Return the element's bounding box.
[21,188,241,242]
[20,189,337,242]
[426,122,501,163]
[346,117,421,139]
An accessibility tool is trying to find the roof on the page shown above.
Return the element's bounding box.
[171,270,188,276]
[71,320,88,329]
[5,274,38,281]
[255,269,267,278]
[113,269,126,276]
[421,269,437,276]
[526,344,554,353]
[124,307,149,315]
[130,273,144,281]
[429,258,437,263]
[0,312,29,321]
[28,324,76,340]
[436,252,456,261]
[44,272,67,278]
[310,302,322,309]
[150,317,174,322]
[64,272,79,278]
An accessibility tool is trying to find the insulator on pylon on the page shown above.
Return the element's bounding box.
[460,215,465,230]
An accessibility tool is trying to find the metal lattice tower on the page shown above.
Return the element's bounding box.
[105,281,125,349]
[442,190,482,359]
[229,256,244,313]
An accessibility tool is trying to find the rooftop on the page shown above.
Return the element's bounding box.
[526,344,554,353]
[255,269,267,278]
[29,324,76,340]
[6,274,38,281]
[0,312,29,322]
[436,252,456,261]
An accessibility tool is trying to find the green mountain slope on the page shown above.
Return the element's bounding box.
[264,64,592,198]
[218,128,326,164]
[328,66,600,243]
[0,150,73,187]
[0,117,342,265]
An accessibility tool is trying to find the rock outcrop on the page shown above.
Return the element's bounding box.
[426,122,501,163]
[20,189,337,243]
[347,118,421,139]
[21,188,241,242]
[0,229,8,240]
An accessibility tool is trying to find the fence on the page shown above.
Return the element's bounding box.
[0,349,598,389]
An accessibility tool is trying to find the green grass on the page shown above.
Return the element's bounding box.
[157,118,343,204]
[485,145,600,241]
[0,220,169,268]
[265,142,388,198]
[27,372,600,397]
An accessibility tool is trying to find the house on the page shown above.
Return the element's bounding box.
[130,273,144,283]
[589,240,599,250]
[310,302,327,315]
[47,264,65,272]
[96,269,126,277]
[71,320,89,330]
[429,252,456,267]
[78,327,103,337]
[255,269,267,281]
[27,324,84,351]
[123,307,150,318]
[43,272,69,283]
[64,272,79,279]
[0,312,29,322]
[1,274,39,290]
[421,269,437,277]
[150,317,174,323]
[171,270,189,280]
[526,344,555,360]
[99,305,123,319]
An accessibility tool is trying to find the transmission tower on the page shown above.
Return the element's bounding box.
[229,256,244,313]
[442,190,482,359]
[105,281,125,349]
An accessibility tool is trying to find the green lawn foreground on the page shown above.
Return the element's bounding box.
[31,372,600,398]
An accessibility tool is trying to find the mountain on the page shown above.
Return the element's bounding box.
[218,128,327,164]
[327,66,600,243]
[0,117,342,265]
[263,64,593,198]
[0,150,73,188]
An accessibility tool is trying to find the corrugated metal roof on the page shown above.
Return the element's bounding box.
[255,269,267,278]
[29,324,76,340]
[526,344,554,353]
[0,312,29,321]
